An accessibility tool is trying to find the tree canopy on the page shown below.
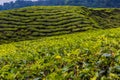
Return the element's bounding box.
[0,0,120,10]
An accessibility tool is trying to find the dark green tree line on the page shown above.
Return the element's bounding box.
[0,0,120,10]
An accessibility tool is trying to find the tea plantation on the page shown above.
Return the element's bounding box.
[0,6,119,44]
[0,6,120,79]
[1,28,120,79]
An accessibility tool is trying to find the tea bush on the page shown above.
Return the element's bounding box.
[0,28,120,79]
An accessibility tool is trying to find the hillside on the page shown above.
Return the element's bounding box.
[1,28,120,79]
[0,6,120,44]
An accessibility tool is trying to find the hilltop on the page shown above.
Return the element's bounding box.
[0,6,120,44]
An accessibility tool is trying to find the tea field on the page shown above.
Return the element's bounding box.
[0,6,120,44]
[0,6,120,80]
[1,27,120,79]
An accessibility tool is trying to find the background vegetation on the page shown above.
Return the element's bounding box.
[0,0,120,10]
[0,6,120,44]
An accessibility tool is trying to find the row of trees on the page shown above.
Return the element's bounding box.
[0,0,120,10]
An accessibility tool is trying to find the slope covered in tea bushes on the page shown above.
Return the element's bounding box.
[1,28,120,79]
[0,6,120,44]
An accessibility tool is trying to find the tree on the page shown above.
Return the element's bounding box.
[0,0,120,10]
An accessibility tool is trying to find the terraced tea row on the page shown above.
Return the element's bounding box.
[0,6,120,44]
[0,6,91,44]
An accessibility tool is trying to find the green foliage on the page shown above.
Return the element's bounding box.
[0,0,120,11]
[0,28,120,79]
[0,6,120,44]
[0,6,120,79]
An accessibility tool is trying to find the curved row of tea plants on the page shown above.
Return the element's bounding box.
[0,6,120,44]
[0,28,120,79]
